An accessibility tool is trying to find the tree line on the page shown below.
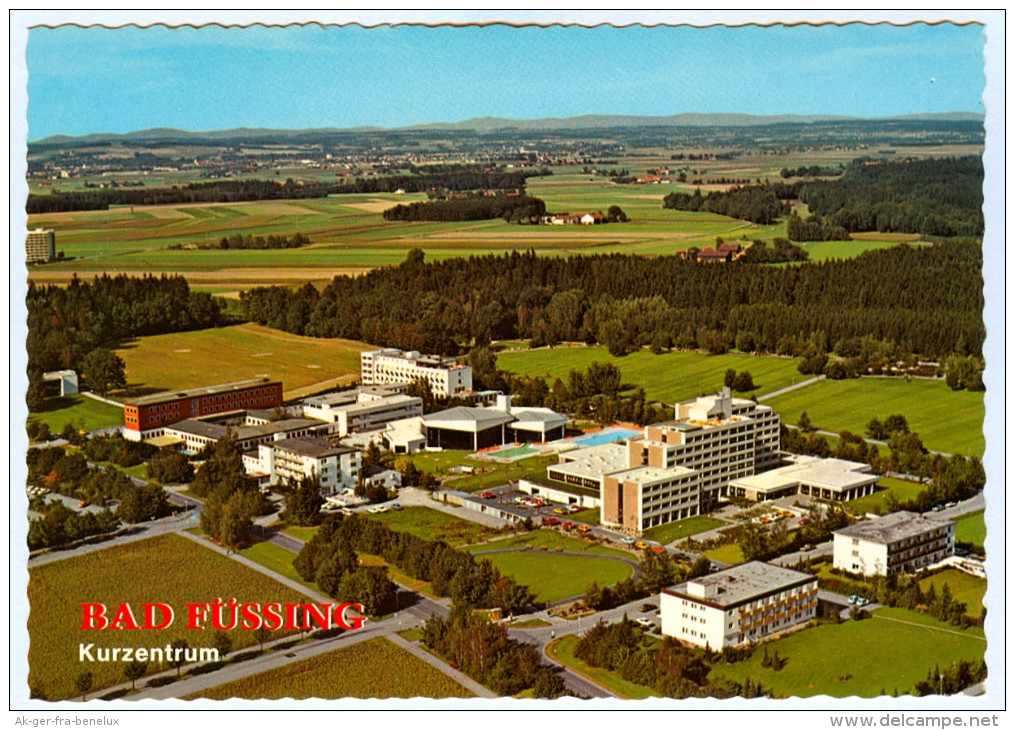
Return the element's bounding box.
[662,185,789,224]
[240,242,984,363]
[383,193,545,223]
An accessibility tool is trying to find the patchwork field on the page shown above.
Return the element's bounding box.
[28,533,308,701]
[765,378,985,457]
[186,636,474,700]
[27,393,123,433]
[471,550,634,604]
[114,322,369,399]
[498,347,803,404]
[708,608,985,698]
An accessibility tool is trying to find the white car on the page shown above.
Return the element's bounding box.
[635,618,655,629]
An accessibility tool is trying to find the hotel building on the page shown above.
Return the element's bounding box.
[833,511,955,576]
[360,348,472,397]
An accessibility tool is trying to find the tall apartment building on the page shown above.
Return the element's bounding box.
[360,348,472,397]
[833,511,955,576]
[661,562,819,648]
[123,378,283,440]
[246,436,360,495]
[628,388,780,509]
[26,228,56,263]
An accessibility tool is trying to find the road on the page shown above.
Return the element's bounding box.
[756,374,825,401]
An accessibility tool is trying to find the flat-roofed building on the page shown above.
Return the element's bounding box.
[245,436,360,495]
[729,455,879,502]
[26,228,56,263]
[422,407,516,451]
[361,348,472,397]
[546,442,630,490]
[164,412,329,453]
[123,379,283,441]
[383,416,427,454]
[302,389,423,436]
[833,511,955,576]
[661,561,819,648]
[602,465,700,532]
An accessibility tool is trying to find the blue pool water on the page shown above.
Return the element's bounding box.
[571,426,642,447]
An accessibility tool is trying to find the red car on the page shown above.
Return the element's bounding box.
[543,517,560,526]
[561,521,575,530]
[480,492,496,499]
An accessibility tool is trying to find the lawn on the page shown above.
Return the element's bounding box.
[408,449,559,494]
[463,528,632,560]
[568,508,601,525]
[954,510,986,549]
[365,506,498,546]
[765,377,984,457]
[703,543,746,565]
[28,533,309,701]
[918,569,986,618]
[847,476,927,515]
[186,637,474,700]
[27,393,124,434]
[643,515,727,544]
[545,635,660,700]
[799,238,907,262]
[498,347,803,404]
[238,540,316,591]
[709,607,986,698]
[473,550,634,603]
[114,322,370,399]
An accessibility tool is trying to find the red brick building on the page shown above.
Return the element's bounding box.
[123,378,283,440]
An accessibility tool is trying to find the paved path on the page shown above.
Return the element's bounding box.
[872,613,986,641]
[785,424,957,458]
[757,375,825,402]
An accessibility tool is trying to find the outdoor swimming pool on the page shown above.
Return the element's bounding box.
[570,425,642,447]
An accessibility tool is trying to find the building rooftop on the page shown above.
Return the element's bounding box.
[549,442,630,480]
[167,415,325,442]
[423,406,515,430]
[664,561,816,608]
[834,511,954,545]
[510,408,569,429]
[730,455,878,493]
[610,464,697,484]
[126,379,279,407]
[272,437,355,459]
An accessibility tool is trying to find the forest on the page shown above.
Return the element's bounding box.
[240,242,984,361]
[797,157,984,237]
[383,193,546,223]
[662,185,789,224]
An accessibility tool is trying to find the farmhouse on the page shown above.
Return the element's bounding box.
[696,246,732,263]
[660,562,819,648]
[833,511,955,576]
[123,378,284,441]
[244,436,361,494]
[360,348,472,397]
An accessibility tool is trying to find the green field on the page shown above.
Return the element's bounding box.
[642,515,728,544]
[28,533,308,701]
[186,637,474,700]
[498,347,803,404]
[918,569,986,618]
[115,322,369,399]
[765,378,985,457]
[238,540,315,591]
[472,550,634,603]
[364,506,498,546]
[27,393,124,434]
[954,510,986,549]
[703,543,746,565]
[709,607,986,697]
[408,450,559,493]
[568,508,601,525]
[546,635,660,700]
[847,476,927,515]
[463,528,632,560]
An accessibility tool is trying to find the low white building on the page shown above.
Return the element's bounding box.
[302,389,423,436]
[661,562,818,649]
[244,436,361,495]
[728,455,879,502]
[833,511,955,576]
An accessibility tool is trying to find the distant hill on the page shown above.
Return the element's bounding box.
[32,111,984,145]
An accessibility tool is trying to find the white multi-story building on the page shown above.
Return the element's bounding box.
[245,436,361,495]
[360,348,472,397]
[833,511,955,576]
[729,455,879,502]
[661,562,819,648]
[302,388,423,436]
[26,228,56,263]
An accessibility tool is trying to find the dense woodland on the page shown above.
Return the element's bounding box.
[26,274,224,381]
[241,243,983,361]
[383,193,546,223]
[26,169,549,213]
[662,185,789,224]
[797,157,984,237]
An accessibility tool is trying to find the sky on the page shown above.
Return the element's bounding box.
[23,19,988,141]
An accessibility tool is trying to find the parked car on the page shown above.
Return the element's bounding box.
[543,517,560,526]
[801,544,815,552]
[77,500,90,509]
[635,618,655,629]
[480,492,496,499]
[855,597,870,607]
[577,524,592,533]
[391,503,403,511]
[638,604,655,613]
[635,540,649,550]
[650,546,666,555]
[561,521,575,531]
[620,536,636,545]
[341,508,354,517]
[553,508,567,515]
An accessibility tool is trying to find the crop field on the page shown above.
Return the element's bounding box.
[954,510,986,549]
[765,378,985,457]
[708,607,986,698]
[27,393,123,434]
[365,507,498,546]
[498,346,803,404]
[27,533,308,701]
[918,569,986,618]
[471,549,634,603]
[187,637,474,700]
[642,515,727,544]
[847,476,927,515]
[114,322,369,399]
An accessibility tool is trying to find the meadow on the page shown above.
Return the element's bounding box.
[470,550,634,604]
[407,450,560,493]
[918,569,986,618]
[954,510,986,549]
[708,608,985,698]
[27,533,308,701]
[847,476,927,515]
[186,637,474,700]
[27,393,123,433]
[238,540,316,591]
[546,635,660,700]
[114,322,369,399]
[462,528,632,560]
[364,506,499,547]
[764,377,985,457]
[642,514,728,544]
[498,346,804,404]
